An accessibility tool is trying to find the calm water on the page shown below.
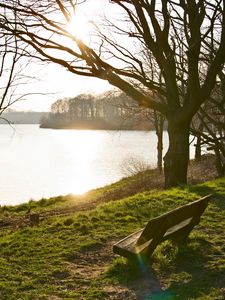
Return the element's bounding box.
[0,125,173,205]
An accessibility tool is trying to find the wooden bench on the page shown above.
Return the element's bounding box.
[113,195,211,261]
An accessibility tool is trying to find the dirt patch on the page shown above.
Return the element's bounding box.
[66,240,163,299]
[68,240,116,278]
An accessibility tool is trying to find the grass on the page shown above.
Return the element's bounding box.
[0,175,225,299]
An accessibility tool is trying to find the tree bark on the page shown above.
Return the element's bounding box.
[163,119,190,188]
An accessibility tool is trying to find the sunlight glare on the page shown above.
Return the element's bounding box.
[67,13,92,44]
[52,130,104,196]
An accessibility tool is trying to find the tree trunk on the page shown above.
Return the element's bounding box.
[163,120,190,188]
[195,133,202,161]
[215,146,225,177]
[157,130,163,171]
[154,111,164,172]
[195,122,203,161]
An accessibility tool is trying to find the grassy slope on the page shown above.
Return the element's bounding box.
[0,175,225,299]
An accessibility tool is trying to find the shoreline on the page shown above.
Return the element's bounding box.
[0,153,217,210]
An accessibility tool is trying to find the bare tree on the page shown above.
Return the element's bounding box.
[191,73,225,176]
[0,14,40,120]
[1,0,225,187]
[0,33,21,118]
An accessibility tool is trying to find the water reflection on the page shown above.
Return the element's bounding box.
[0,125,169,205]
[52,130,104,195]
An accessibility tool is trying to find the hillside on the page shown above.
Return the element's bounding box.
[0,162,224,299]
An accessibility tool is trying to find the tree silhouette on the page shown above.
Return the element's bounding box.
[0,28,25,117]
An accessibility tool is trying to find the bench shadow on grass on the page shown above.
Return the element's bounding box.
[107,235,225,300]
[164,235,225,300]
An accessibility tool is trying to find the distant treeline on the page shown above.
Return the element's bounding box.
[0,111,48,124]
[40,91,155,130]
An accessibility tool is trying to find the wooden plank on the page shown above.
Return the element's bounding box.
[113,229,143,253]
[113,195,211,260]
[137,195,211,245]
[164,217,193,237]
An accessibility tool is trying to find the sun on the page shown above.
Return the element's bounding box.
[66,13,92,43]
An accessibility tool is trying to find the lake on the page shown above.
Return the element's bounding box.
[0,125,194,206]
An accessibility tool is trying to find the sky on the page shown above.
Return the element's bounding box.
[13,62,112,112]
[12,0,120,112]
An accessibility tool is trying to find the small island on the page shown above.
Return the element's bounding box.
[40,91,155,131]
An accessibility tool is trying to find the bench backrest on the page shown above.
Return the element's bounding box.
[137,194,211,246]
